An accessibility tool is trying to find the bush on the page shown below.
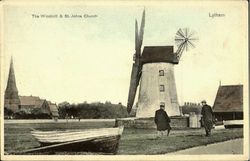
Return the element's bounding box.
[58,102,129,119]
[4,107,14,119]
[181,105,202,115]
[13,111,51,119]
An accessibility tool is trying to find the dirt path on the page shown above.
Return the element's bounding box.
[168,138,243,154]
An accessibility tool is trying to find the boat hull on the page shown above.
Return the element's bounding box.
[39,135,121,154]
[30,126,124,154]
[223,120,243,129]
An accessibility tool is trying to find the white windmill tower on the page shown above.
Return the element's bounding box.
[127,11,197,118]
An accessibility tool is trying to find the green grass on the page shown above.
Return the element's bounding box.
[118,128,243,154]
[4,121,243,155]
[4,121,115,154]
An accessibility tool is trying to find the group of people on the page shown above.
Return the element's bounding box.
[154,100,214,137]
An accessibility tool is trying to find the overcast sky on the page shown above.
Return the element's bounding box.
[2,1,248,106]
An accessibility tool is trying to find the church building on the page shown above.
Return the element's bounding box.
[4,57,59,120]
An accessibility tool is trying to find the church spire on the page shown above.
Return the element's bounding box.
[4,57,20,112]
[5,56,18,93]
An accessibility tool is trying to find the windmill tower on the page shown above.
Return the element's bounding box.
[4,57,20,112]
[127,11,197,118]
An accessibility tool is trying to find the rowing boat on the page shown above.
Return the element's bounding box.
[29,126,124,154]
[223,120,243,128]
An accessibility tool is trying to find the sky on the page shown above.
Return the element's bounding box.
[1,1,248,106]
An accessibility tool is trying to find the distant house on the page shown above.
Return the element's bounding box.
[19,96,50,114]
[48,101,59,121]
[19,96,59,120]
[213,85,243,121]
[180,102,202,115]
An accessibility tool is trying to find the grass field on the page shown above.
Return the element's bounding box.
[4,120,243,155]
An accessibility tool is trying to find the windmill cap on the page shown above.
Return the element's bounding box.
[201,100,207,103]
[160,102,165,107]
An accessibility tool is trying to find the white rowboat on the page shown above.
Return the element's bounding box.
[29,126,124,154]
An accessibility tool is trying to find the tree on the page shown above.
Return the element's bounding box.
[4,108,14,119]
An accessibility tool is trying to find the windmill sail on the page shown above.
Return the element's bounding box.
[175,28,198,60]
[127,10,145,114]
[127,63,140,113]
[138,9,145,48]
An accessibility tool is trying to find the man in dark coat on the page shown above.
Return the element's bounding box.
[154,103,171,137]
[201,100,214,136]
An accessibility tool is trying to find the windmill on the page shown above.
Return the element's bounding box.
[127,10,197,118]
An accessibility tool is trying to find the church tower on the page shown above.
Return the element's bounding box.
[4,57,20,112]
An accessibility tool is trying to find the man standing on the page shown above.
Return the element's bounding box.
[154,103,171,137]
[201,100,214,136]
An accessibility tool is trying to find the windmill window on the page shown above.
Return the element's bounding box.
[159,70,164,76]
[160,85,165,92]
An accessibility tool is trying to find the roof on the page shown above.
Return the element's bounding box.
[140,46,178,64]
[213,85,243,112]
[19,95,59,117]
[49,104,59,117]
[19,96,45,108]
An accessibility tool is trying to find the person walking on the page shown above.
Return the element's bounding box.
[154,103,171,137]
[201,100,214,136]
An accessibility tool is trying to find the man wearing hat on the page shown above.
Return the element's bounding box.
[154,102,171,137]
[201,100,214,136]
